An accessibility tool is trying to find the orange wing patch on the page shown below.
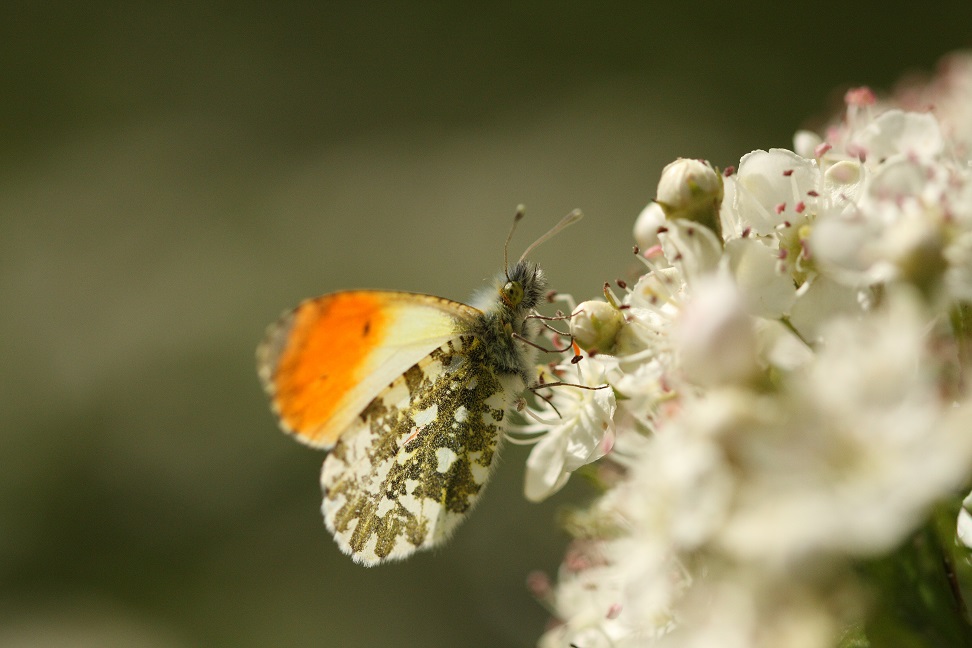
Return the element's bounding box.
[273,292,389,442]
[259,290,477,449]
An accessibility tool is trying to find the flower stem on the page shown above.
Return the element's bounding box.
[857,499,972,647]
[949,301,972,393]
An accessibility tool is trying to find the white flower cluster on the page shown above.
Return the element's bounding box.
[529,53,972,648]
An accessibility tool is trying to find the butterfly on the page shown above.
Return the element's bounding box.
[257,209,581,566]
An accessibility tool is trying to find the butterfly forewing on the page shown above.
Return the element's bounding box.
[257,291,480,448]
[321,335,523,565]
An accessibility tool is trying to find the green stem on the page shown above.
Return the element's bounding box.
[949,301,972,393]
[857,499,972,648]
[779,315,812,349]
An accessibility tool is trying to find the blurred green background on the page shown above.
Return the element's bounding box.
[2,3,970,646]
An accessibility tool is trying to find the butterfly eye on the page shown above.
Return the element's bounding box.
[502,280,524,307]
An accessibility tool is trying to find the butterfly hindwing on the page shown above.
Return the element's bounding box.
[321,335,524,565]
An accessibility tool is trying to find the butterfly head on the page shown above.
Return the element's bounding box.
[490,206,577,318]
[500,260,546,313]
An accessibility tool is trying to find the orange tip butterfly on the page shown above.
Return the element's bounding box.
[257,208,581,565]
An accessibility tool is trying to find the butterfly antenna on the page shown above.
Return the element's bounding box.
[518,209,583,264]
[504,204,527,281]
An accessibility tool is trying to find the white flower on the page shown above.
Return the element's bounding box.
[658,570,845,648]
[611,359,668,436]
[686,292,972,565]
[811,136,972,299]
[613,266,684,361]
[517,356,618,502]
[724,237,796,319]
[655,219,724,283]
[672,274,757,387]
[539,536,687,648]
[720,149,829,314]
[958,490,972,549]
[626,391,738,551]
[533,51,972,648]
[849,109,944,162]
[722,149,821,238]
[785,274,861,344]
[896,52,972,161]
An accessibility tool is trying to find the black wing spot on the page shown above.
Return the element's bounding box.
[362,321,371,337]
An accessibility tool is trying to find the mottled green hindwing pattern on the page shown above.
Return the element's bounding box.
[320,335,520,565]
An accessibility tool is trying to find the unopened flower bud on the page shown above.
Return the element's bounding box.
[793,130,823,159]
[571,300,624,353]
[656,158,724,238]
[633,202,666,251]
